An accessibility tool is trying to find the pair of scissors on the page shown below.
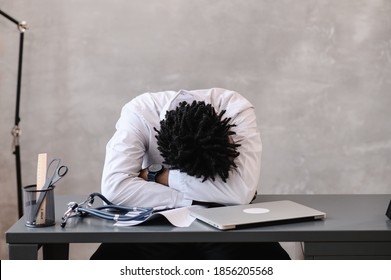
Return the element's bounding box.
[33,158,68,223]
[42,158,68,190]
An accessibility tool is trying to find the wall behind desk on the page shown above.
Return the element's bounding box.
[1,0,391,259]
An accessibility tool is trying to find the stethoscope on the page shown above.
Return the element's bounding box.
[61,192,157,228]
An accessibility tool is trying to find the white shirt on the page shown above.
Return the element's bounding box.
[101,88,262,208]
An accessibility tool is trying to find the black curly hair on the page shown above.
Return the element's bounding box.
[154,100,240,182]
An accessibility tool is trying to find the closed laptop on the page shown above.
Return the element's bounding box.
[189,200,326,230]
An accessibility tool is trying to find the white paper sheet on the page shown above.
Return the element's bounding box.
[113,205,205,227]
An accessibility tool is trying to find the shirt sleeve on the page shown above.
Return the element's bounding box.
[168,106,262,205]
[101,102,193,208]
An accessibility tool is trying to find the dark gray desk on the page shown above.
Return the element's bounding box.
[6,194,391,260]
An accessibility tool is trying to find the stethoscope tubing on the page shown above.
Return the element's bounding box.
[61,192,157,225]
[75,205,154,221]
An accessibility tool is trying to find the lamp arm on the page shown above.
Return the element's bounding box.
[1,9,28,218]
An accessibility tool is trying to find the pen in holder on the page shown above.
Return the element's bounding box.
[24,184,55,227]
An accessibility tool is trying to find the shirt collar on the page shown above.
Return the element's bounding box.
[159,89,199,120]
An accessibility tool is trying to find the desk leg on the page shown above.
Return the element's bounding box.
[8,244,39,260]
[43,243,69,260]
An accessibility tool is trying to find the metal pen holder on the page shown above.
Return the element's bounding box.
[24,184,55,227]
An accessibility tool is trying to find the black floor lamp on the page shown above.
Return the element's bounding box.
[0,9,28,218]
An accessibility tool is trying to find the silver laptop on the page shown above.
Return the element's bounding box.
[189,200,326,230]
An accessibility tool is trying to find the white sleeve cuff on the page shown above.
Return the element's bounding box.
[169,169,193,207]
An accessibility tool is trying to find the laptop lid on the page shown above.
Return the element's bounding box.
[189,200,326,230]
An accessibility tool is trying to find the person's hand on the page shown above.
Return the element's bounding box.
[138,167,169,186]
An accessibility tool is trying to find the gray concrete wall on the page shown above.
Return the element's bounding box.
[1,0,390,259]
